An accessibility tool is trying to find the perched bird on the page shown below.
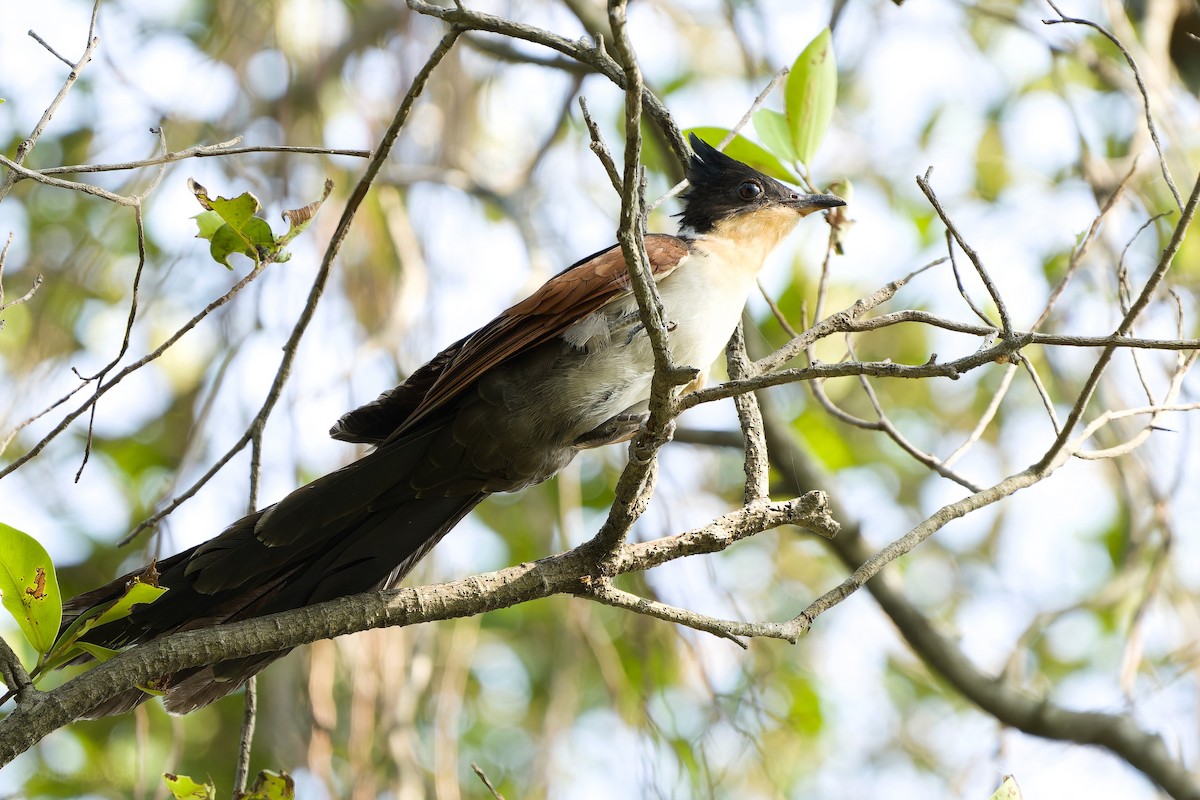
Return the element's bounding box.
[62,133,844,716]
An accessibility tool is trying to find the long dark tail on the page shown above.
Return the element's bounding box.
[62,427,485,717]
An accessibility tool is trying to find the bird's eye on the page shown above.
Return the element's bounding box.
[738,180,763,201]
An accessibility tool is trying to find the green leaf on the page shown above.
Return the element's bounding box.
[162,773,216,800]
[0,522,62,657]
[189,178,274,269]
[753,108,798,164]
[685,127,800,184]
[188,178,333,268]
[191,210,225,240]
[987,775,1022,800]
[785,28,837,166]
[206,224,256,269]
[242,770,296,800]
[203,188,263,231]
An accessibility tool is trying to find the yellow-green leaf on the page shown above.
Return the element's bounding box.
[91,581,167,628]
[685,127,800,184]
[242,770,296,800]
[39,574,166,676]
[74,641,120,662]
[0,522,62,657]
[162,773,216,800]
[987,776,1022,800]
[785,28,837,166]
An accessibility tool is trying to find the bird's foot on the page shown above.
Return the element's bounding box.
[573,412,650,449]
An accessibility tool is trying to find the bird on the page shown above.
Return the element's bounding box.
[59,133,845,716]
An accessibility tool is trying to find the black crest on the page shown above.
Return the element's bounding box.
[677,133,802,234]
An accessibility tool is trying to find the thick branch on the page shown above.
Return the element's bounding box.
[0,490,836,764]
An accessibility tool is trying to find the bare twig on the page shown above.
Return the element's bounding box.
[578,96,623,194]
[0,263,267,482]
[0,382,88,457]
[946,229,996,328]
[720,66,790,151]
[942,363,1019,468]
[463,33,589,75]
[758,278,801,338]
[28,30,75,69]
[36,141,371,177]
[1033,158,1136,331]
[73,205,150,481]
[1015,352,1062,434]
[232,678,257,797]
[0,234,44,317]
[1070,363,1199,460]
[0,0,101,204]
[841,310,1200,350]
[1038,169,1200,471]
[234,379,266,797]
[844,338,983,492]
[0,154,137,206]
[470,763,507,800]
[581,579,751,647]
[1043,0,1183,211]
[617,493,840,572]
[917,168,1013,336]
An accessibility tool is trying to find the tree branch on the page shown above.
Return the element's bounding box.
[405,0,688,163]
[0,489,836,764]
[758,397,1200,800]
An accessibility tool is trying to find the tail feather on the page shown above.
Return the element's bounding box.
[162,655,284,715]
[62,422,488,717]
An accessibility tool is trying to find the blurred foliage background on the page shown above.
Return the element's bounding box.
[1,0,1198,798]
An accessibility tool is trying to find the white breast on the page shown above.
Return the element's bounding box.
[657,239,763,372]
[549,233,778,439]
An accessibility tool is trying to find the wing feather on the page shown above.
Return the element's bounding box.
[331,234,690,443]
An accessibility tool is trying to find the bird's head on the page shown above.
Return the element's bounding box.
[677,133,845,243]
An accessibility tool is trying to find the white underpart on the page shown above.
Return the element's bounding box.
[560,206,803,431]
